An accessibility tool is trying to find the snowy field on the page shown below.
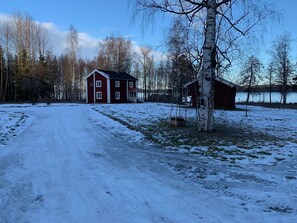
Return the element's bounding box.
[93,103,297,165]
[0,103,296,223]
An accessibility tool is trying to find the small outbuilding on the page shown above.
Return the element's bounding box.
[86,69,138,104]
[184,76,237,110]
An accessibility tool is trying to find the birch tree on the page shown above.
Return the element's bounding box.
[239,55,263,105]
[266,61,274,104]
[166,20,195,103]
[132,0,276,132]
[270,33,295,105]
[97,35,132,73]
[65,25,79,101]
[138,45,153,101]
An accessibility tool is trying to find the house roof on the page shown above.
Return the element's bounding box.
[214,76,238,88]
[183,76,238,88]
[85,69,138,81]
[98,69,137,80]
[183,80,198,88]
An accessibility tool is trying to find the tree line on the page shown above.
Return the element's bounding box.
[1,10,296,106]
[239,33,297,105]
[0,12,197,104]
[0,13,92,103]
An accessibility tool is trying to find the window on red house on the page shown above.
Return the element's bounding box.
[96,80,102,87]
[96,92,102,99]
[115,91,120,100]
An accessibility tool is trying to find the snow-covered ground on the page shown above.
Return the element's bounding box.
[0,103,296,223]
[0,110,30,146]
[93,103,297,165]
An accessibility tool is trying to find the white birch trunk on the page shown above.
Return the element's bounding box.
[198,0,216,132]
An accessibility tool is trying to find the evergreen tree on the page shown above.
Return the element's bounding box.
[0,46,6,101]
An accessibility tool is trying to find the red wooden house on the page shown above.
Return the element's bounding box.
[184,76,237,109]
[86,69,138,104]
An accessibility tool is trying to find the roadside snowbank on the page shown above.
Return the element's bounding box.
[0,111,30,146]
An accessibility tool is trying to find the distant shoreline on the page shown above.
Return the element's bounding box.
[237,102,297,109]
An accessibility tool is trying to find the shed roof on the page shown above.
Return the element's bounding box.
[214,76,238,88]
[183,76,238,89]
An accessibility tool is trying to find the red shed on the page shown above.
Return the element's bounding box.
[185,76,237,110]
[86,69,138,104]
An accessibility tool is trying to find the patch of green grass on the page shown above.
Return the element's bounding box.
[256,151,272,156]
[274,157,285,162]
[267,205,293,213]
[98,110,287,162]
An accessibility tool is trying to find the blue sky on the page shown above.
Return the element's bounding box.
[1,0,297,61]
[0,0,169,58]
[1,0,136,37]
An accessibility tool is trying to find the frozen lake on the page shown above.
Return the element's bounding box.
[236,92,297,103]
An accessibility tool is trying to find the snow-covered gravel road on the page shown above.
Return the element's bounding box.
[0,104,296,223]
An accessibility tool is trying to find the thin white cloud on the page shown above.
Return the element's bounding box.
[131,40,167,63]
[0,13,99,59]
[39,21,99,59]
[77,32,99,59]
[0,13,164,62]
[40,22,68,55]
[0,13,10,22]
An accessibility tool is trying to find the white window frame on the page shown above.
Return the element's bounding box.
[115,91,120,100]
[96,91,102,99]
[129,81,133,88]
[96,80,102,87]
[115,80,120,88]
